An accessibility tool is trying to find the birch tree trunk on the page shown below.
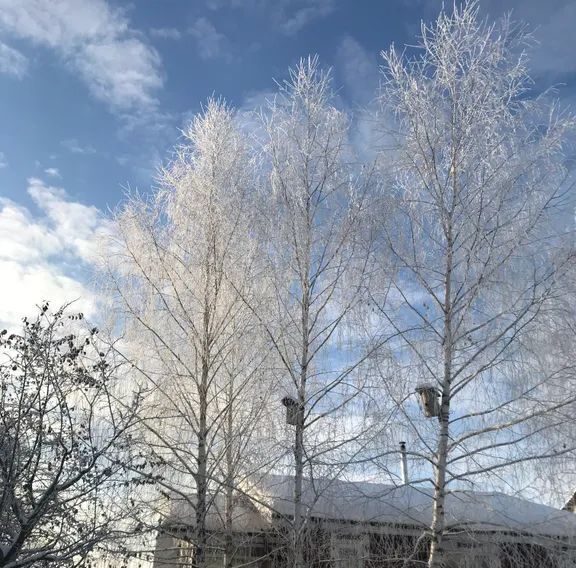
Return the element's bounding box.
[195,348,209,568]
[223,383,234,568]
[429,211,454,567]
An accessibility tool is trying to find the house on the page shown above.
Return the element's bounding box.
[153,475,576,567]
[86,535,156,568]
[87,549,155,568]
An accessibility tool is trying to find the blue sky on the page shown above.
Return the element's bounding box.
[0,0,575,328]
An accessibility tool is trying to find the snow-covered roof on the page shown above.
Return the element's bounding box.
[165,493,270,533]
[249,475,576,538]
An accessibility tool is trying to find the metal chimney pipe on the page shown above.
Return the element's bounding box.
[400,441,409,484]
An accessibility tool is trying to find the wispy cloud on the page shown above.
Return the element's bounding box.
[206,0,336,35]
[0,0,163,113]
[60,138,97,155]
[0,151,7,169]
[149,27,183,40]
[188,17,228,60]
[335,36,380,161]
[150,18,228,61]
[336,36,378,105]
[280,0,335,35]
[0,39,27,77]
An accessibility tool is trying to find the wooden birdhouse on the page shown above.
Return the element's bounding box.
[281,396,301,426]
[415,384,441,418]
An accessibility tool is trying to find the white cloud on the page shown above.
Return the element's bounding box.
[0,40,27,77]
[27,177,112,263]
[75,37,162,111]
[0,199,61,262]
[44,167,60,178]
[188,17,228,60]
[0,0,163,113]
[0,259,94,331]
[0,178,111,330]
[0,151,7,168]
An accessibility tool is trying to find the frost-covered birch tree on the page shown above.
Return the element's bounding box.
[375,3,576,566]
[103,101,271,568]
[251,58,377,568]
